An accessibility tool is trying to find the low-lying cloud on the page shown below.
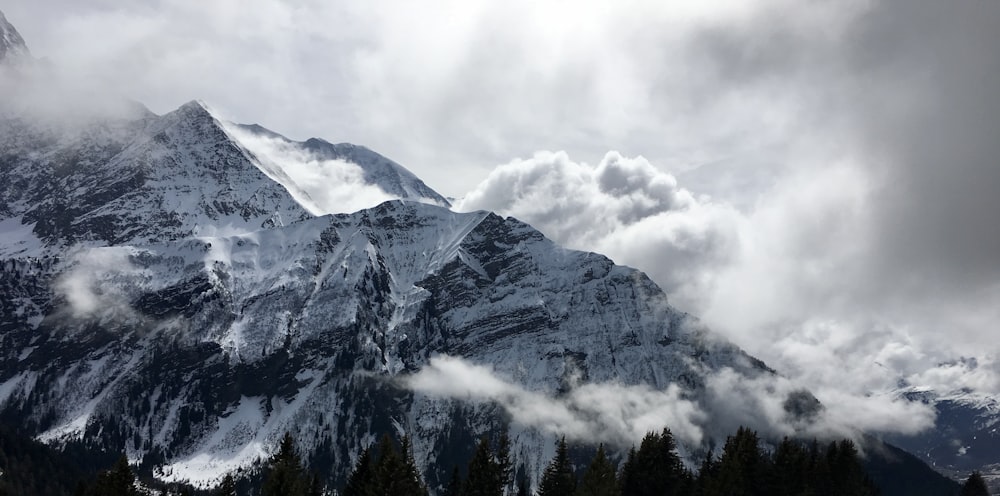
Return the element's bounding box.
[54,246,142,320]
[405,355,706,447]
[222,124,396,216]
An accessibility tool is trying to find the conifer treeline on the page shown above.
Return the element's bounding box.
[535,427,881,496]
[17,425,990,495]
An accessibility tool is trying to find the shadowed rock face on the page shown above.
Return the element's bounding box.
[0,197,770,488]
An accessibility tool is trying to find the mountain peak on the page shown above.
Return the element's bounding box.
[175,99,213,118]
[0,10,31,62]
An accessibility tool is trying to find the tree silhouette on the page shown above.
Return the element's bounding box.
[261,432,308,496]
[960,471,990,496]
[578,444,619,496]
[538,437,575,496]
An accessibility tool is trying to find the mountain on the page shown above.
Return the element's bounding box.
[0,10,29,62]
[888,386,1000,491]
[0,10,965,494]
[0,99,450,257]
[0,196,773,487]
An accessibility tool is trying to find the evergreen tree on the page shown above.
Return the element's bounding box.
[827,439,878,496]
[444,465,464,496]
[618,447,638,496]
[372,434,407,494]
[538,437,576,496]
[693,451,719,496]
[91,455,139,496]
[216,473,237,496]
[960,471,990,496]
[308,473,324,496]
[343,447,376,496]
[770,437,807,496]
[713,427,766,496]
[261,432,308,496]
[395,435,429,496]
[495,430,515,494]
[577,444,619,496]
[516,476,530,496]
[619,429,688,496]
[464,436,500,496]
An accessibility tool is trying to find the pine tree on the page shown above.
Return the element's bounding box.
[538,437,576,496]
[216,473,237,496]
[343,447,376,496]
[693,450,719,496]
[91,455,138,496]
[308,473,324,496]
[372,434,406,494]
[960,471,990,496]
[713,427,765,496]
[464,436,500,496]
[577,444,619,496]
[495,430,514,494]
[443,465,464,496]
[619,429,688,496]
[261,432,308,496]
[516,476,530,496]
[771,437,806,496]
[397,435,429,496]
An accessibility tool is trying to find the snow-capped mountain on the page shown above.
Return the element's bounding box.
[0,10,970,494]
[889,386,1000,490]
[0,98,450,257]
[0,197,774,487]
[0,10,29,62]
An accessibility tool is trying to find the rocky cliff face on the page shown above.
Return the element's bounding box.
[0,10,30,62]
[0,196,773,487]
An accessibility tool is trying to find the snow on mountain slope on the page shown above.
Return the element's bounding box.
[0,99,453,257]
[0,100,312,253]
[0,200,778,488]
[0,10,29,62]
[225,122,450,213]
[887,385,1000,490]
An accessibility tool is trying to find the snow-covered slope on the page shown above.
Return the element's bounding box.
[0,100,312,254]
[0,200,775,487]
[231,123,450,209]
[0,10,29,62]
[0,99,453,257]
[888,386,1000,490]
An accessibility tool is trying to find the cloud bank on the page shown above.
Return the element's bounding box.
[456,151,740,312]
[404,355,935,451]
[405,355,706,447]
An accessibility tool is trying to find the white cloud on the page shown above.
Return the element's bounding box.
[455,148,997,435]
[54,246,141,320]
[405,355,706,447]
[222,124,397,216]
[456,151,741,311]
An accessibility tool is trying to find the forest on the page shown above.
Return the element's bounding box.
[0,423,989,495]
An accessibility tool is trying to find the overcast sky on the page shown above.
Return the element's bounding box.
[5,0,1000,430]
